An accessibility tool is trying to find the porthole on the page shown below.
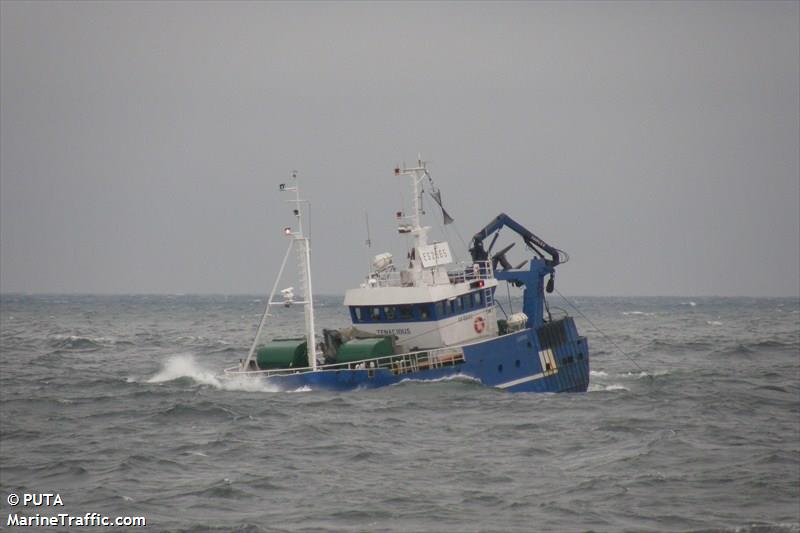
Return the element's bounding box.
[498,364,503,373]
[515,360,521,368]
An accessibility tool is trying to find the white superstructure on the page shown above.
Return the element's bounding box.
[343,160,499,352]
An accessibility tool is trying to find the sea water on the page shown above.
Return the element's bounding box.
[1,295,798,532]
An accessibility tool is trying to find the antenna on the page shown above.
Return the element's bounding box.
[364,210,373,278]
[365,211,372,248]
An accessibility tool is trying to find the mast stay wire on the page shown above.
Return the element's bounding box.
[554,288,652,379]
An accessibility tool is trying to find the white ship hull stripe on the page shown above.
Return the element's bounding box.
[496,372,546,389]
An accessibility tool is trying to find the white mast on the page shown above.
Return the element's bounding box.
[395,158,431,270]
[283,172,318,370]
[241,171,317,372]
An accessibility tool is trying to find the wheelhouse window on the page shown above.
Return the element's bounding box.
[419,305,430,320]
[399,305,413,320]
[354,301,452,323]
[474,290,483,307]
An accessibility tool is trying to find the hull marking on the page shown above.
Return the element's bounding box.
[496,372,546,389]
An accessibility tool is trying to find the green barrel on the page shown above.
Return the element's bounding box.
[256,339,308,369]
[336,337,394,364]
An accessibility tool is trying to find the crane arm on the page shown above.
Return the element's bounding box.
[469,213,563,267]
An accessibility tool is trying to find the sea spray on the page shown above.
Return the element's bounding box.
[146,354,286,393]
[147,353,222,386]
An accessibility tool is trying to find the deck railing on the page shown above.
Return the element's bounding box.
[365,260,493,288]
[446,261,493,284]
[225,344,466,377]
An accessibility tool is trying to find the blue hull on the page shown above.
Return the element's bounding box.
[254,318,589,393]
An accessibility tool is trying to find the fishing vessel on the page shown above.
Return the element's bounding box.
[225,161,589,392]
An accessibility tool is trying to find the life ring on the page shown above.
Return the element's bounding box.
[473,315,486,334]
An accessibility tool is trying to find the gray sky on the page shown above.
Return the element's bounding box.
[1,1,798,297]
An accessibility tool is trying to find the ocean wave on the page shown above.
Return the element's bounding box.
[710,344,756,357]
[146,354,222,386]
[748,339,799,349]
[648,339,716,350]
[145,354,284,393]
[47,334,103,351]
[621,370,659,379]
[588,383,629,392]
[697,523,800,533]
[46,333,134,352]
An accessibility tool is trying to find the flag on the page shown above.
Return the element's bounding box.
[430,187,454,225]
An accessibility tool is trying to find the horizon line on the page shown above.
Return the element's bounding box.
[1,292,798,300]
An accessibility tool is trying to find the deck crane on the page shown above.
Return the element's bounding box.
[468,213,568,328]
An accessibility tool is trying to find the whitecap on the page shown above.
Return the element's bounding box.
[147,354,223,387]
[397,373,482,386]
[146,354,282,393]
[622,371,651,379]
[588,383,629,392]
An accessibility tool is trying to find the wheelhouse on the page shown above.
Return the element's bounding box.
[349,288,495,324]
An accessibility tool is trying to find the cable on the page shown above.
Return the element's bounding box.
[451,223,470,254]
[554,288,652,379]
[495,299,509,319]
